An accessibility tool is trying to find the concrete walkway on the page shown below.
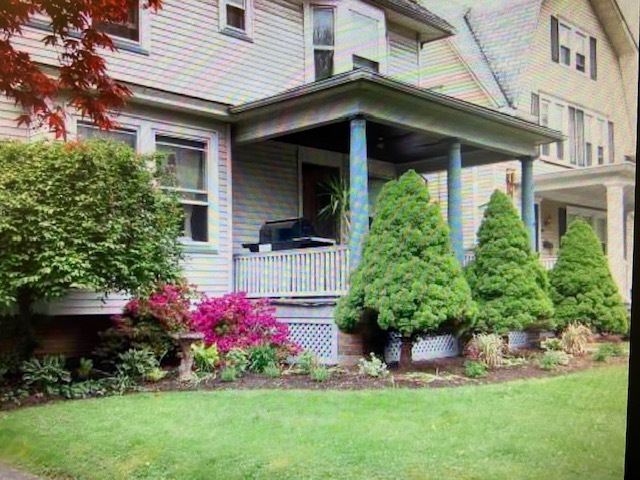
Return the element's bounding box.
[0,463,43,480]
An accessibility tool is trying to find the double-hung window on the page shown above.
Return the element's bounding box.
[575,32,587,72]
[220,0,253,38]
[597,119,606,165]
[559,23,572,66]
[77,122,137,149]
[95,0,140,42]
[540,100,551,156]
[312,7,336,80]
[551,16,597,79]
[156,135,209,243]
[350,10,381,73]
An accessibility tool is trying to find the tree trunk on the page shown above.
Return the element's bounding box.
[17,288,36,354]
[399,337,413,370]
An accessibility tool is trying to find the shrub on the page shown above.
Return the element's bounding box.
[465,190,554,333]
[261,363,281,378]
[21,355,71,395]
[145,367,167,383]
[466,334,505,369]
[192,343,220,373]
[76,358,94,379]
[115,349,160,382]
[192,293,299,359]
[220,367,238,382]
[540,337,564,352]
[593,343,625,362]
[248,345,278,373]
[58,379,111,399]
[224,348,249,374]
[335,171,476,368]
[310,367,330,382]
[297,350,319,374]
[357,353,389,378]
[549,219,629,334]
[561,323,592,356]
[538,350,572,370]
[464,360,488,378]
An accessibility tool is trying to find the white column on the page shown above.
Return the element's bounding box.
[606,183,627,300]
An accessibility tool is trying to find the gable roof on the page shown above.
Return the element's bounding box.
[368,0,456,42]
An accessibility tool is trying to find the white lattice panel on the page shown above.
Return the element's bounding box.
[385,333,460,363]
[286,322,338,365]
[508,331,530,349]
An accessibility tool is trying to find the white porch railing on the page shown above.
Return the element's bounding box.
[233,246,350,298]
[462,253,558,271]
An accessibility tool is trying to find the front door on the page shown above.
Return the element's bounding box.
[302,163,340,241]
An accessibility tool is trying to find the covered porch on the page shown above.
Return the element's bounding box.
[534,162,636,302]
[230,70,561,299]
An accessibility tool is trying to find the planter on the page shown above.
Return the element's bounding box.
[170,332,205,381]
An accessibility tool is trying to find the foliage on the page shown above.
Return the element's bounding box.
[318,176,350,244]
[146,368,168,383]
[191,343,220,373]
[500,356,529,368]
[192,293,300,358]
[248,345,279,373]
[561,323,592,356]
[224,348,249,374]
[465,190,554,333]
[297,350,319,375]
[310,366,330,382]
[21,355,71,395]
[0,140,184,327]
[76,358,94,379]
[219,367,238,382]
[549,219,629,334]
[540,337,564,352]
[261,363,281,378]
[335,170,476,355]
[464,360,488,378]
[58,379,112,400]
[538,350,572,370]
[0,0,162,138]
[465,334,505,369]
[357,353,389,378]
[115,349,160,382]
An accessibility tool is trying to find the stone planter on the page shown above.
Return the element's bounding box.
[170,332,205,381]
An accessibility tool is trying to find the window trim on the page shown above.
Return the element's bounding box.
[220,0,254,41]
[551,16,596,79]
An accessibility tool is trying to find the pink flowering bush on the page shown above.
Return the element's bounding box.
[191,293,300,359]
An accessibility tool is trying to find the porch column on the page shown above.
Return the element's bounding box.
[349,117,369,271]
[606,183,627,299]
[448,140,463,263]
[520,156,535,250]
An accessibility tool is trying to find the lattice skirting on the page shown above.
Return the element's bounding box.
[283,320,339,365]
[507,331,530,349]
[385,333,460,363]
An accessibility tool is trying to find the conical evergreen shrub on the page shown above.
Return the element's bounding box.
[335,170,476,367]
[549,219,629,334]
[465,190,554,333]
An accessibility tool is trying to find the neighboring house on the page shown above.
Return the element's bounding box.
[419,0,638,304]
[1,0,566,362]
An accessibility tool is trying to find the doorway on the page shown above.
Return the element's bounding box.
[302,163,340,240]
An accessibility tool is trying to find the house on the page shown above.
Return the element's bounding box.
[1,0,580,363]
[418,0,638,306]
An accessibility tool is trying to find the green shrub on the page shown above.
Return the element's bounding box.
[145,367,167,383]
[540,337,564,352]
[549,219,629,334]
[465,334,505,369]
[58,379,111,399]
[464,360,488,378]
[465,190,554,333]
[225,348,249,374]
[297,350,319,374]
[593,343,626,362]
[335,170,476,367]
[501,356,529,368]
[220,367,238,382]
[115,349,160,382]
[357,353,389,378]
[310,367,330,382]
[21,355,71,395]
[538,350,572,370]
[561,323,592,356]
[76,358,94,379]
[248,345,278,373]
[592,348,609,363]
[261,363,281,378]
[192,343,220,373]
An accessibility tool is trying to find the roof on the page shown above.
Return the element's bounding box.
[368,0,456,42]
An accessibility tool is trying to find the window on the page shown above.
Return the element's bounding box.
[225,0,246,31]
[550,17,597,79]
[95,0,140,42]
[575,32,586,72]
[220,0,253,38]
[608,121,615,163]
[554,103,565,159]
[540,100,550,156]
[585,114,593,166]
[559,24,571,66]
[350,10,380,71]
[597,119,605,164]
[156,135,209,242]
[312,7,335,80]
[77,122,137,149]
[568,210,607,253]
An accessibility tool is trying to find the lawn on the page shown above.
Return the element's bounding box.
[0,365,628,480]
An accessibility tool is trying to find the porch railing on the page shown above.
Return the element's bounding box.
[233,246,350,298]
[463,253,558,271]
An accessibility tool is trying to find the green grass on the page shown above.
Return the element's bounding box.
[0,366,628,480]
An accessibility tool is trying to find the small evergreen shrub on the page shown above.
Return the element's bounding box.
[464,360,488,378]
[465,190,554,333]
[549,219,629,334]
[538,350,572,370]
[561,323,592,356]
[357,353,389,378]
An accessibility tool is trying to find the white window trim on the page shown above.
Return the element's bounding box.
[219,0,254,40]
[556,17,592,77]
[72,115,220,253]
[303,0,387,83]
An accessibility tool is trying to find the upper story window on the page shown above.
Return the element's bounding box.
[551,16,597,79]
[304,1,386,83]
[77,122,137,149]
[95,0,140,42]
[220,0,253,39]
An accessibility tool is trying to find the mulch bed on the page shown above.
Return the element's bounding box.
[0,343,629,411]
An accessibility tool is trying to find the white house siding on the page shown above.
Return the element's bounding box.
[516,0,636,162]
[38,104,232,315]
[0,96,28,140]
[388,24,420,85]
[419,39,494,107]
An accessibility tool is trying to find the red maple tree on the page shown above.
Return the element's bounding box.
[0,0,162,138]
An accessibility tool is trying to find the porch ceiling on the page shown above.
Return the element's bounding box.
[230,70,562,171]
[534,163,636,211]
